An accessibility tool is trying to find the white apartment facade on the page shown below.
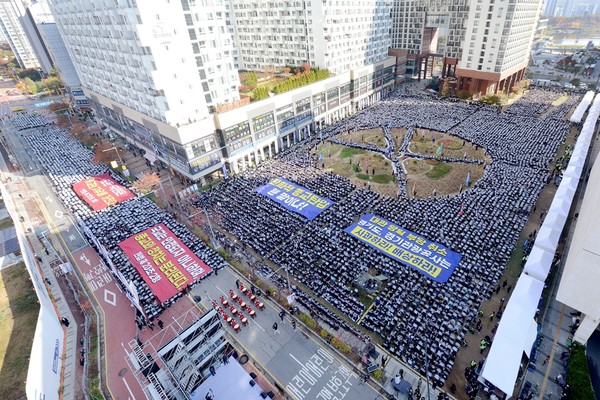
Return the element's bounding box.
[229,0,393,75]
[48,0,398,182]
[390,0,543,95]
[0,0,40,69]
[48,0,240,180]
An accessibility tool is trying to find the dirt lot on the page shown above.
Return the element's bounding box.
[313,142,398,197]
[409,129,492,162]
[403,158,486,198]
[336,128,387,149]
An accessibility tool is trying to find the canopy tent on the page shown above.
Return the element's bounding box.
[554,182,576,205]
[558,176,578,194]
[548,196,571,217]
[523,244,555,282]
[569,91,595,123]
[481,274,544,396]
[545,211,568,235]
[536,224,562,253]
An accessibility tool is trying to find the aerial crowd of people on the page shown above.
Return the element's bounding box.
[6,85,579,396]
[14,120,226,320]
[192,88,577,391]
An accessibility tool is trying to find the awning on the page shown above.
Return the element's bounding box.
[144,152,157,164]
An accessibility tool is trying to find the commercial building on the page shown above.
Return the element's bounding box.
[48,0,398,182]
[0,0,40,69]
[390,0,543,96]
[15,0,87,106]
[229,0,393,75]
[556,150,600,344]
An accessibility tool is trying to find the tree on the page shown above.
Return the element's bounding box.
[43,76,63,93]
[18,68,42,81]
[570,78,581,88]
[441,79,450,97]
[48,102,70,113]
[24,77,37,94]
[15,81,27,94]
[132,172,161,193]
[242,71,257,87]
[301,62,311,74]
[253,86,269,100]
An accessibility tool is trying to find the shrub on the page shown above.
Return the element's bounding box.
[331,338,352,354]
[239,85,252,92]
[457,91,471,100]
[253,86,269,100]
[372,369,383,381]
[565,344,595,399]
[480,94,502,105]
[298,313,318,329]
[320,329,329,338]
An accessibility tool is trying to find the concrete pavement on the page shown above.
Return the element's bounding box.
[521,105,600,400]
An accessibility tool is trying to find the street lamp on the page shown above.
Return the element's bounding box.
[187,207,219,249]
[102,146,125,167]
[268,265,293,304]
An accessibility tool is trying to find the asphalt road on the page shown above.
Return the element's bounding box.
[193,268,382,400]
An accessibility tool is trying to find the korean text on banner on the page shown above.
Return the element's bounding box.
[118,223,211,303]
[72,173,135,211]
[344,214,461,283]
[255,177,334,220]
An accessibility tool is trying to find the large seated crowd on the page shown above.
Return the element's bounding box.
[193,88,574,391]
[9,85,576,395]
[19,121,225,319]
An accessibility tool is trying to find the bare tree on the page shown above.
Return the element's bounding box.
[132,172,161,193]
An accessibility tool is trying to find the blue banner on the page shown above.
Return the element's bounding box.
[345,214,461,282]
[255,177,334,220]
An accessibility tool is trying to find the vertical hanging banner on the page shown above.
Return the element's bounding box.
[255,177,334,220]
[119,223,211,303]
[345,214,461,282]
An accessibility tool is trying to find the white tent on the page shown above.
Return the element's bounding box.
[554,182,576,204]
[536,224,562,253]
[481,274,544,396]
[548,196,571,217]
[569,91,595,123]
[545,209,568,232]
[523,244,555,281]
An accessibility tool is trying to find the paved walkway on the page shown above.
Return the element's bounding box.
[523,116,600,399]
[0,146,79,398]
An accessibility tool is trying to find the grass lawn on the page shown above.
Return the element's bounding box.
[339,147,366,158]
[336,128,387,149]
[425,162,452,179]
[0,263,39,399]
[313,143,398,197]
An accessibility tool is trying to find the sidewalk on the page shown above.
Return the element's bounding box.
[523,121,600,399]
[1,169,79,399]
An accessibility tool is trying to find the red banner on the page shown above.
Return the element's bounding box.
[118,223,211,303]
[72,173,135,211]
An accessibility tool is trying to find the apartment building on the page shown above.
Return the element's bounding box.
[390,0,543,95]
[48,0,240,180]
[229,0,393,75]
[0,0,40,69]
